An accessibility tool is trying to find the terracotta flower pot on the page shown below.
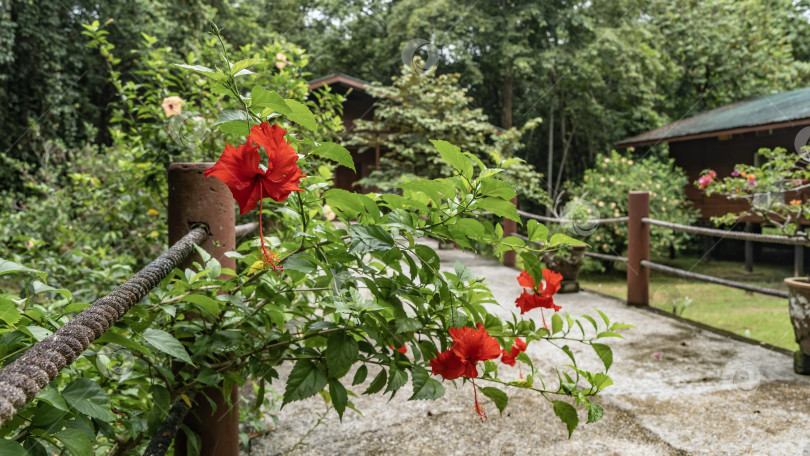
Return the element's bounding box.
[784,277,810,375]
[542,245,586,293]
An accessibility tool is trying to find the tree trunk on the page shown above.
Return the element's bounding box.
[501,75,513,129]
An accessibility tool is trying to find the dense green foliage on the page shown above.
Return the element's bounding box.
[346,67,548,205]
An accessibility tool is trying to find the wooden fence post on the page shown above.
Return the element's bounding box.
[503,197,518,267]
[627,191,650,306]
[168,163,239,456]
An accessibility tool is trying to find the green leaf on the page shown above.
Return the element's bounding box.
[324,188,365,219]
[283,360,327,406]
[430,139,473,179]
[251,87,292,114]
[284,99,317,131]
[348,225,394,255]
[399,179,455,205]
[213,109,249,126]
[596,331,624,339]
[329,379,348,420]
[180,294,221,316]
[595,309,610,327]
[55,428,92,456]
[587,401,604,424]
[395,317,422,333]
[142,328,193,365]
[352,365,368,386]
[409,366,445,400]
[0,440,27,456]
[477,197,519,222]
[385,368,408,394]
[592,343,613,371]
[309,142,356,172]
[527,219,549,243]
[36,385,70,412]
[196,367,222,386]
[95,331,151,357]
[363,369,387,395]
[551,313,563,334]
[552,400,579,438]
[519,252,544,286]
[0,259,45,278]
[230,58,264,76]
[480,387,508,415]
[479,177,516,200]
[62,378,117,421]
[0,296,21,326]
[325,332,358,379]
[173,63,227,82]
[549,233,587,247]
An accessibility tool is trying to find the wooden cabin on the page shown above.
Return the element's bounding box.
[617,86,810,222]
[307,73,378,191]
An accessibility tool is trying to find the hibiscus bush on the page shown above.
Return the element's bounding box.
[0,25,632,455]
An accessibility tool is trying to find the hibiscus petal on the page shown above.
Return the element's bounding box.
[204,143,263,214]
[429,349,466,380]
[517,270,535,289]
[541,269,563,297]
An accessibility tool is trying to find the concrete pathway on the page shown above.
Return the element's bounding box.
[247,240,810,456]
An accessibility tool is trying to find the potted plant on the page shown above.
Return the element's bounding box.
[699,146,810,374]
[542,243,587,293]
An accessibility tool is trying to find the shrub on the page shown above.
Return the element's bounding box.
[563,150,698,267]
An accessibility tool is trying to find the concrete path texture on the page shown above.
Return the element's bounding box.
[247,240,810,456]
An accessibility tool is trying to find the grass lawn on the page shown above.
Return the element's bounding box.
[578,254,799,352]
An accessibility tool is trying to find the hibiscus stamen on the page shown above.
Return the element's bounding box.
[471,378,487,422]
[258,186,282,275]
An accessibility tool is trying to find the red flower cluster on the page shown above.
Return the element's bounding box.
[514,269,562,314]
[204,122,305,272]
[500,337,527,366]
[430,323,502,421]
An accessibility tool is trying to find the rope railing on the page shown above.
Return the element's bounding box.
[641,260,789,298]
[642,217,807,246]
[585,251,628,263]
[0,226,208,427]
[234,222,259,237]
[517,209,628,225]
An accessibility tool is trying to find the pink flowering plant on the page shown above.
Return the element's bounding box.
[698,147,810,238]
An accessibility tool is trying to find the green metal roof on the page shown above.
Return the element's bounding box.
[618,86,810,147]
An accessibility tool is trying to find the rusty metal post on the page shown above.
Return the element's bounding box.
[168,163,240,456]
[502,197,518,267]
[627,191,649,306]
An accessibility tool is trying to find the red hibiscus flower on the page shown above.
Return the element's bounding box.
[205,123,305,214]
[514,269,562,314]
[392,345,408,354]
[500,337,527,366]
[204,122,306,273]
[429,323,502,421]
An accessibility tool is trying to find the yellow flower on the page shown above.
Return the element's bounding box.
[609,177,615,183]
[161,96,183,117]
[628,160,634,165]
[147,209,159,216]
[600,177,606,183]
[149,231,159,238]
[598,201,604,207]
